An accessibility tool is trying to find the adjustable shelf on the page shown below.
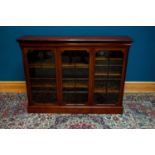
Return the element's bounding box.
[95,57,123,61]
[29,64,55,68]
[95,73,121,76]
[62,63,88,68]
[63,83,88,88]
[31,84,56,88]
[18,36,132,114]
[94,89,119,93]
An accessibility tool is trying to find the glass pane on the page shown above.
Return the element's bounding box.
[62,50,89,104]
[27,49,56,104]
[94,50,123,104]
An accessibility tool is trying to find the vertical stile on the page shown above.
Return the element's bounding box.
[88,48,95,105]
[23,48,33,105]
[106,51,110,100]
[117,48,129,106]
[55,48,63,105]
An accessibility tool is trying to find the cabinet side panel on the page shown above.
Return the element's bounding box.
[22,47,33,106]
[117,47,129,106]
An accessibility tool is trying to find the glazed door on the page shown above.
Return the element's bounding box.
[25,48,57,104]
[94,49,124,104]
[61,49,90,105]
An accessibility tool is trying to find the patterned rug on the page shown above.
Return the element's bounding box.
[0,93,155,129]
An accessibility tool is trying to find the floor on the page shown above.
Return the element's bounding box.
[0,93,155,129]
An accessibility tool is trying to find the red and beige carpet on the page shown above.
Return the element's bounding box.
[0,93,155,128]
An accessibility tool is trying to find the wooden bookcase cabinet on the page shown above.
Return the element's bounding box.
[17,36,132,114]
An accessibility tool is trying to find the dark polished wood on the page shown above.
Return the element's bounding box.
[18,36,132,114]
[28,105,123,114]
[17,36,132,43]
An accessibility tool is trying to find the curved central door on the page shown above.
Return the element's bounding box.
[61,50,89,105]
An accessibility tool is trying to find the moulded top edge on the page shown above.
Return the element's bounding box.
[17,36,133,43]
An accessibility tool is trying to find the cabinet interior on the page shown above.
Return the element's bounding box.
[27,49,123,105]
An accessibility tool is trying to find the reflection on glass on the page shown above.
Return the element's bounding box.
[94,50,123,104]
[27,50,56,103]
[62,50,89,104]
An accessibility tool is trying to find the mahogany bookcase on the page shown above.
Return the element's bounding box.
[17,36,132,114]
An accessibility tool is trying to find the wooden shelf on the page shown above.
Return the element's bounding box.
[95,64,122,67]
[63,77,88,80]
[29,63,55,68]
[62,63,88,68]
[94,88,119,93]
[32,90,55,93]
[31,84,56,88]
[32,83,88,88]
[95,78,121,81]
[31,77,56,80]
[96,57,122,61]
[63,83,88,88]
[63,91,88,93]
[95,72,121,76]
